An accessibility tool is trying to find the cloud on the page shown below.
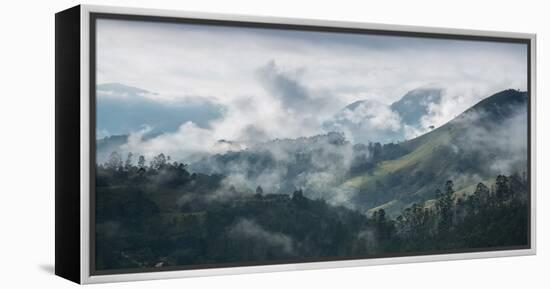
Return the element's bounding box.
[324,99,404,143]
[256,60,311,110]
[228,218,294,254]
[96,18,528,159]
[391,88,442,128]
[94,18,529,217]
[121,121,237,162]
[453,101,528,176]
[96,83,226,136]
[418,82,519,131]
[97,17,526,105]
[189,132,360,208]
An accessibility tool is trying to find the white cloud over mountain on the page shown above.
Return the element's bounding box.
[96,18,528,161]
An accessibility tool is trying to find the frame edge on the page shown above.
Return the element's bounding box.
[77,4,537,284]
[55,4,82,284]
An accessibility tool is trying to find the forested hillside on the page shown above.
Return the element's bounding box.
[96,155,528,270]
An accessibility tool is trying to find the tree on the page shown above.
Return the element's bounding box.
[292,189,306,207]
[256,186,264,195]
[466,182,489,214]
[435,188,442,200]
[138,155,146,169]
[509,172,527,201]
[436,180,455,234]
[124,152,133,170]
[150,153,167,170]
[292,189,304,200]
[373,208,394,243]
[369,142,383,161]
[495,175,510,202]
[375,208,386,223]
[106,151,123,170]
[445,180,454,197]
[474,182,490,204]
[177,162,188,170]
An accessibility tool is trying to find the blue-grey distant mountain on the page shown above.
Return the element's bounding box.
[324,88,443,144]
[390,88,442,129]
[96,83,225,137]
[96,134,128,164]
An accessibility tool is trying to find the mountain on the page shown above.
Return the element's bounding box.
[98,82,153,96]
[323,88,442,144]
[96,82,225,136]
[189,89,527,214]
[390,88,442,129]
[190,132,360,205]
[323,98,404,144]
[94,89,529,270]
[344,89,528,215]
[96,139,529,270]
[97,87,528,218]
[96,134,129,164]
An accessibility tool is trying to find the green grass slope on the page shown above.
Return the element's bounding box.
[343,89,528,215]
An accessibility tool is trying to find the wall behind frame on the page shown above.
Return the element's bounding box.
[0,0,547,289]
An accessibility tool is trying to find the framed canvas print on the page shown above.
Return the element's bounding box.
[55,4,536,284]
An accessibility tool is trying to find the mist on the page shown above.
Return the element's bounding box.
[96,18,527,162]
[95,18,529,213]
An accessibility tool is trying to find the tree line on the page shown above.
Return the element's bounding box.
[95,152,529,270]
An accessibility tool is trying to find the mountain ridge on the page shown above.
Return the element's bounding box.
[346,89,528,215]
[96,89,528,216]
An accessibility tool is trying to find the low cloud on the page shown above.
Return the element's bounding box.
[324,99,403,144]
[121,121,233,163]
[228,218,294,254]
[96,18,529,211]
[453,102,528,176]
[96,18,527,156]
[96,83,226,136]
[189,132,360,208]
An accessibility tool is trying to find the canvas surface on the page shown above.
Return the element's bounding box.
[92,15,530,273]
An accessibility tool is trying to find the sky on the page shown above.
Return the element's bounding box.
[96,18,528,160]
